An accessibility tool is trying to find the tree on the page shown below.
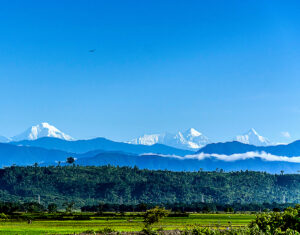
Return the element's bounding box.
[273,207,281,212]
[97,202,104,215]
[143,207,169,234]
[143,207,169,225]
[66,157,75,165]
[225,207,234,213]
[23,202,45,213]
[47,203,57,213]
[63,201,75,214]
[137,203,147,212]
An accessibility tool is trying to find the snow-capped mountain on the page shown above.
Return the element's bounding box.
[0,136,11,143]
[235,128,271,146]
[11,122,74,141]
[128,128,211,150]
[130,134,161,145]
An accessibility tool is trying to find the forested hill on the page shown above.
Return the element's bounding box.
[0,166,299,207]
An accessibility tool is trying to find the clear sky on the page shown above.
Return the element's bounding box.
[0,0,300,143]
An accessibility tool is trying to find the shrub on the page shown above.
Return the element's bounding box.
[249,204,300,234]
[0,213,7,219]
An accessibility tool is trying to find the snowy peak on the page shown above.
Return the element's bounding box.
[11,122,74,141]
[236,128,271,146]
[182,128,202,137]
[128,128,211,150]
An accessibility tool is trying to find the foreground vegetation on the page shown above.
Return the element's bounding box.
[0,166,298,234]
[0,165,299,206]
[0,205,298,234]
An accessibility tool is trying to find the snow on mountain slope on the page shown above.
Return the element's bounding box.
[236,128,271,146]
[11,122,74,141]
[0,136,11,143]
[128,128,211,150]
[129,134,161,145]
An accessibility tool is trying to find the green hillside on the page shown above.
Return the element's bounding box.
[0,166,299,207]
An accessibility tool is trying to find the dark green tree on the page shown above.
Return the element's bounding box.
[47,203,57,213]
[143,207,169,225]
[63,201,75,214]
[66,157,75,165]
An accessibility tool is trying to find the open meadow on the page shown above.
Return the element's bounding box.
[0,213,256,234]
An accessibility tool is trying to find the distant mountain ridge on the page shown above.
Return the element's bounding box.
[1,122,299,173]
[0,123,275,150]
[128,128,211,150]
[0,142,71,166]
[11,137,193,156]
[197,140,300,157]
[49,151,300,174]
[0,135,192,167]
[0,138,299,173]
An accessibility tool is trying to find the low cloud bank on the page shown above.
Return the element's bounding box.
[142,151,300,163]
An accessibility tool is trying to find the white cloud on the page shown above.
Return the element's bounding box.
[142,151,300,163]
[281,131,291,138]
[190,152,300,163]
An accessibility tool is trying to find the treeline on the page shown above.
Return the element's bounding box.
[0,201,296,214]
[81,202,296,213]
[0,201,44,214]
[0,165,299,206]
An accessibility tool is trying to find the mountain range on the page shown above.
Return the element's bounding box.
[128,128,211,150]
[128,127,273,150]
[0,122,299,173]
[0,123,274,149]
[0,139,299,173]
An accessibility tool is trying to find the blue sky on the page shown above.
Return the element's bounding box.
[0,0,300,143]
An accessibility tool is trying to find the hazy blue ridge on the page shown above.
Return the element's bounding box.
[44,151,300,174]
[197,140,300,157]
[0,143,72,166]
[10,137,193,156]
[3,138,300,173]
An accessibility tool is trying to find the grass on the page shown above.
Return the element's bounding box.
[0,213,256,234]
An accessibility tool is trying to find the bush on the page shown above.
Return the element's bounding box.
[96,227,116,234]
[0,213,7,219]
[249,204,300,234]
[183,226,252,235]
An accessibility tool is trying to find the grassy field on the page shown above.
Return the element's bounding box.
[0,213,256,234]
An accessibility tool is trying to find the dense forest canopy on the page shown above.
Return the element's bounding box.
[0,166,299,207]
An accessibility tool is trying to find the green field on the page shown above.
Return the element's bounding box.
[0,213,256,234]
